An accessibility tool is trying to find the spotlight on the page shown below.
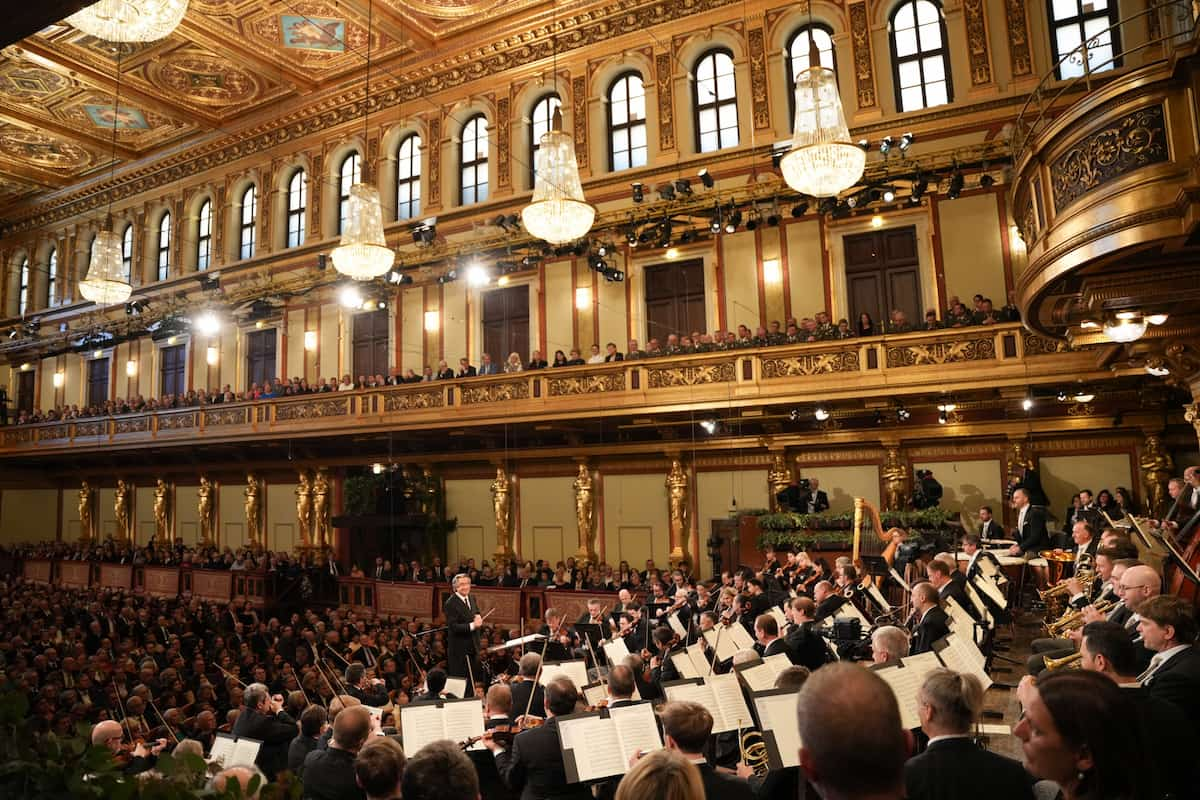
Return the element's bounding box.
[979,174,995,189]
[193,311,221,336]
[710,206,722,233]
[873,410,885,425]
[626,227,639,245]
[1147,313,1169,325]
[466,263,490,287]
[437,269,458,285]
[674,179,692,196]
[879,136,893,155]
[899,132,914,151]
[1056,389,1068,402]
[658,183,676,202]
[1073,391,1095,403]
[492,214,507,228]
[724,209,742,234]
[788,409,801,422]
[857,139,870,150]
[632,183,644,203]
[339,286,364,309]
[911,174,928,201]
[846,195,858,208]
[698,168,714,189]
[1022,396,1034,411]
[897,407,911,422]
[947,170,964,199]
[938,410,948,424]
[818,198,837,215]
[765,209,780,226]
[745,209,760,232]
[411,220,437,244]
[572,241,589,257]
[679,229,696,244]
[814,407,830,421]
[198,274,220,292]
[882,186,896,203]
[1146,364,1170,377]
[699,419,717,435]
[597,242,611,257]
[7,329,16,340]
[791,202,808,218]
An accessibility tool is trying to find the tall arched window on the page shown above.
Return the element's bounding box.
[287,169,306,248]
[787,24,837,115]
[889,0,952,112]
[608,72,647,172]
[18,257,29,315]
[157,212,171,281]
[396,135,421,221]
[196,199,212,271]
[338,153,361,235]
[529,93,561,186]
[121,224,133,282]
[693,49,739,153]
[460,115,489,205]
[239,185,257,260]
[46,247,57,307]
[1048,0,1120,80]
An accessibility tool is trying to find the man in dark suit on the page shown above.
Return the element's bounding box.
[231,683,300,780]
[469,684,517,800]
[478,353,500,375]
[509,653,546,720]
[1008,488,1049,558]
[655,700,754,800]
[925,560,977,621]
[486,675,592,800]
[443,573,484,694]
[812,581,847,622]
[754,614,790,659]
[457,358,477,378]
[909,582,950,655]
[344,662,389,707]
[784,597,829,670]
[905,670,1034,800]
[977,506,1005,541]
[808,479,830,513]
[288,704,327,775]
[302,705,372,800]
[1136,595,1200,734]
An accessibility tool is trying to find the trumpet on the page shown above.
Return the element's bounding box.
[1043,651,1082,671]
[1038,557,1095,601]
[1044,599,1115,636]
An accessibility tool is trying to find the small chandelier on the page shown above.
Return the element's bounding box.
[523,108,595,244]
[779,36,864,198]
[67,0,189,43]
[79,229,132,305]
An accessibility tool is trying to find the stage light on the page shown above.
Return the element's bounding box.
[194,311,221,336]
[882,187,896,202]
[1147,313,1169,326]
[1073,391,1095,403]
[814,407,830,421]
[1146,364,1170,377]
[1056,389,1068,402]
[1022,397,1034,411]
[899,132,914,151]
[980,174,995,188]
[700,419,717,435]
[631,183,644,203]
[911,174,928,201]
[879,136,893,155]
[698,169,714,189]
[897,407,911,422]
[658,183,676,202]
[791,202,808,218]
[938,410,948,424]
[674,179,692,196]
[466,263,490,287]
[947,170,965,199]
[724,209,742,234]
[339,285,364,309]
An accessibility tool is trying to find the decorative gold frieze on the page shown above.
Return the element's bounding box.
[1050,105,1169,211]
[460,380,530,405]
[646,361,737,387]
[41,424,70,440]
[1004,0,1034,77]
[427,115,442,208]
[6,428,33,445]
[204,407,249,426]
[496,95,511,190]
[572,75,588,170]
[761,350,860,378]
[547,373,626,396]
[274,398,350,421]
[848,2,877,109]
[75,421,106,437]
[383,390,444,411]
[1022,331,1071,355]
[748,26,770,129]
[115,416,150,434]
[655,52,675,151]
[158,413,196,430]
[962,0,993,86]
[884,336,996,367]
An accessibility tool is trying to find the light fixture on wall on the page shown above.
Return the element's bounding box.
[762,259,782,284]
[521,0,595,245]
[466,263,490,287]
[330,0,395,281]
[193,311,220,336]
[424,310,440,331]
[575,287,592,310]
[870,214,884,228]
[303,330,318,352]
[53,371,65,388]
[126,359,138,377]
[66,0,188,43]
[206,346,219,366]
[339,285,365,309]
[779,10,864,197]
[1102,312,1147,343]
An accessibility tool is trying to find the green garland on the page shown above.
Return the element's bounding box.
[752,507,955,550]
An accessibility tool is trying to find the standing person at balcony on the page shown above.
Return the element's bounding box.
[479,353,500,375]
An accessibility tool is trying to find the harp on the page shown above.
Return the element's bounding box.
[852,497,906,583]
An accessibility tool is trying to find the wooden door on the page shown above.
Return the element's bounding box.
[352,310,390,378]
[481,285,530,364]
[645,259,706,342]
[16,370,34,413]
[87,358,110,407]
[245,329,278,387]
[159,344,186,396]
[844,226,922,329]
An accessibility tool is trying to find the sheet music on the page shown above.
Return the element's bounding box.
[709,672,755,733]
[834,602,870,627]
[874,651,941,730]
[703,628,740,663]
[662,679,711,709]
[559,714,626,782]
[943,596,977,637]
[671,650,700,679]
[230,737,261,767]
[602,638,630,666]
[608,702,663,765]
[866,583,892,612]
[735,660,778,692]
[685,643,712,677]
[934,633,992,690]
[963,582,992,626]
[443,698,485,746]
[764,653,793,679]
[209,733,236,764]
[540,660,590,692]
[583,683,608,708]
[443,676,467,699]
[400,703,447,756]
[768,606,788,629]
[752,691,802,769]
[889,567,912,593]
[667,612,688,639]
[725,623,757,652]
[971,572,1008,609]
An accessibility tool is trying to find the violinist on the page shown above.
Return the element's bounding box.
[784,598,829,670]
[345,662,389,707]
[647,628,681,685]
[91,719,165,775]
[415,667,449,702]
[469,684,517,800]
[508,653,546,720]
[537,609,573,662]
[575,598,607,627]
[605,664,639,708]
[616,606,648,651]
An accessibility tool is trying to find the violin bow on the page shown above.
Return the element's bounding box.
[146,693,180,745]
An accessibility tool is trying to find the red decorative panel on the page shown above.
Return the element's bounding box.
[376,583,435,618]
[99,564,133,590]
[58,561,91,589]
[191,570,233,602]
[144,567,180,598]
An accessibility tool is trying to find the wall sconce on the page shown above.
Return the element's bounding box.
[762,259,782,284]
[575,287,592,310]
[126,360,137,377]
[92,349,103,359]
[206,346,219,366]
[303,330,318,351]
[53,371,65,388]
[424,310,440,332]
[19,363,30,371]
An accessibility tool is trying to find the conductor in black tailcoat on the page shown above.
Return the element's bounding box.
[444,573,484,693]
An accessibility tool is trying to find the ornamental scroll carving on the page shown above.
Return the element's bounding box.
[427,115,442,207]
[158,412,196,430]
[885,336,996,367]
[761,350,860,378]
[115,416,149,435]
[1004,0,1034,77]
[572,75,588,170]
[42,424,69,440]
[204,407,249,426]
[748,27,770,129]
[496,95,511,189]
[547,373,626,396]
[274,398,350,421]
[646,361,737,387]
[962,0,993,86]
[1022,331,1072,355]
[655,52,675,150]
[383,390,444,411]
[848,2,877,109]
[460,380,530,405]
[1050,105,1169,211]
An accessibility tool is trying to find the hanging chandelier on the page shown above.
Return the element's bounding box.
[79,229,133,305]
[523,108,595,245]
[779,38,864,198]
[67,0,189,43]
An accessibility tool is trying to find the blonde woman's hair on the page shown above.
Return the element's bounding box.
[615,749,704,800]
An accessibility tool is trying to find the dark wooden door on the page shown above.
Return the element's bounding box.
[481,285,530,364]
[160,344,186,397]
[844,226,922,329]
[645,259,706,343]
[245,329,278,387]
[87,358,109,407]
[353,310,390,378]
[16,370,34,414]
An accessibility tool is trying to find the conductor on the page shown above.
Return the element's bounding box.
[445,573,484,694]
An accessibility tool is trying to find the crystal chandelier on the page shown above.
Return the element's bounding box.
[779,38,864,198]
[67,0,189,43]
[523,109,595,244]
[79,229,132,305]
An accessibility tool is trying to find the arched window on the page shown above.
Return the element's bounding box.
[608,72,647,172]
[460,115,489,205]
[121,224,133,282]
[396,135,421,221]
[239,184,257,260]
[787,24,837,114]
[529,93,561,186]
[196,199,212,271]
[1047,0,1120,80]
[693,49,739,153]
[18,257,29,315]
[46,247,57,307]
[338,153,361,235]
[889,0,952,112]
[286,169,306,248]
[157,212,171,281]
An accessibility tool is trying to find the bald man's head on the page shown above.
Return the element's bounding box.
[91,719,123,751]
[1120,564,1161,612]
[796,663,907,799]
[208,765,266,798]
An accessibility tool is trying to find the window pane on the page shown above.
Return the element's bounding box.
[898,60,922,89]
[613,151,629,172]
[630,123,646,148]
[1083,18,1112,43]
[699,131,718,153]
[915,0,938,25]
[1056,26,1083,58]
[611,99,628,125]
[612,129,629,153]
[901,85,925,111]
[718,103,737,131]
[716,72,736,101]
[476,163,488,187]
[918,21,942,51]
[631,146,647,169]
[610,79,627,105]
[629,93,645,120]
[720,125,739,149]
[894,3,915,30]
[698,107,717,135]
[894,27,918,58]
[697,57,714,82]
[922,55,945,82]
[924,80,948,107]
[1051,0,1080,19]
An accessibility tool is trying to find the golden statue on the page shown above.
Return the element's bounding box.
[573,464,596,565]
[245,473,262,550]
[1185,403,1200,450]
[114,480,131,543]
[153,479,170,545]
[1140,434,1174,519]
[198,476,215,546]
[420,466,439,516]
[666,459,690,567]
[313,468,331,548]
[491,467,514,561]
[296,471,313,547]
[768,453,791,512]
[78,480,94,543]
[880,447,908,512]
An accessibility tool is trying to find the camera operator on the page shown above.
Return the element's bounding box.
[911,469,944,510]
[776,477,814,514]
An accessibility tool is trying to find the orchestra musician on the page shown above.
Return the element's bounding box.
[537,609,574,663]
[91,719,166,775]
[508,654,546,720]
[908,583,950,656]
[754,614,789,659]
[784,597,829,670]
[468,684,517,800]
[344,662,388,707]
[445,573,485,694]
[812,581,847,622]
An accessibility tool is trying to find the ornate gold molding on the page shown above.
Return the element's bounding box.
[655,52,675,151]
[848,2,877,109]
[274,398,350,421]
[645,361,736,387]
[1003,0,1034,78]
[460,380,530,404]
[748,26,770,129]
[761,350,860,378]
[572,75,588,171]
[962,0,993,86]
[547,373,626,396]
[383,389,444,411]
[884,336,996,367]
[496,94,512,190]
[427,114,442,209]
[1049,105,1169,211]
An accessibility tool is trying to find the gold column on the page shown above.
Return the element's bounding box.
[572,463,597,566]
[767,452,791,512]
[491,466,514,562]
[198,476,215,546]
[1139,433,1174,519]
[114,480,131,544]
[1185,403,1200,451]
[313,468,331,548]
[665,458,690,567]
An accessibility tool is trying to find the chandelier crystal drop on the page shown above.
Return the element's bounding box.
[331,183,395,280]
[779,62,865,198]
[522,111,595,245]
[78,230,132,305]
[67,0,189,43]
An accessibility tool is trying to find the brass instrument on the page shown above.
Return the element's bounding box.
[1037,553,1094,620]
[739,728,770,778]
[1044,599,1115,636]
[1043,651,1082,671]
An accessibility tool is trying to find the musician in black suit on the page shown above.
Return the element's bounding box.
[486,676,592,800]
[925,560,978,621]
[976,506,1005,541]
[811,581,847,622]
[231,683,300,780]
[508,653,546,719]
[658,700,755,800]
[784,597,829,670]
[537,608,574,663]
[1136,595,1200,734]
[905,669,1035,800]
[444,573,484,693]
[344,662,388,707]
[754,614,790,659]
[909,582,950,655]
[1008,488,1049,557]
[470,684,517,800]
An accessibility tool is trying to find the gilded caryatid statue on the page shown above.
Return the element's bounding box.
[245,473,262,550]
[114,480,131,543]
[78,480,94,543]
[1140,434,1174,519]
[768,453,791,512]
[198,476,215,546]
[1185,403,1200,451]
[665,459,690,567]
[420,466,439,516]
[312,468,331,548]
[153,479,170,545]
[296,471,313,547]
[881,447,909,512]
[491,467,514,561]
[573,464,597,565]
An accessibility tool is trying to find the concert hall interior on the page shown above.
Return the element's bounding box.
[2,1,1200,799]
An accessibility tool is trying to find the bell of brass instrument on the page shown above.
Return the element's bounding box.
[1043,651,1082,671]
[1045,599,1115,636]
[740,729,770,778]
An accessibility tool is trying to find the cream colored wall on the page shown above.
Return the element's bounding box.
[797,464,880,513]
[266,481,300,551]
[937,193,1007,307]
[597,266,627,351]
[786,219,823,323]
[95,487,116,539]
[176,484,200,544]
[1040,454,1134,520]
[218,482,245,549]
[912,459,1003,515]
[286,314,305,383]
[759,227,785,324]
[442,281,468,363]
[319,305,340,381]
[602,472,670,571]
[61,489,80,541]
[134,484,155,544]
[402,286,424,373]
[444,478,494,565]
[695,470,768,579]
[518,476,575,566]
[722,230,759,331]
[544,260,573,358]
[0,488,58,543]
